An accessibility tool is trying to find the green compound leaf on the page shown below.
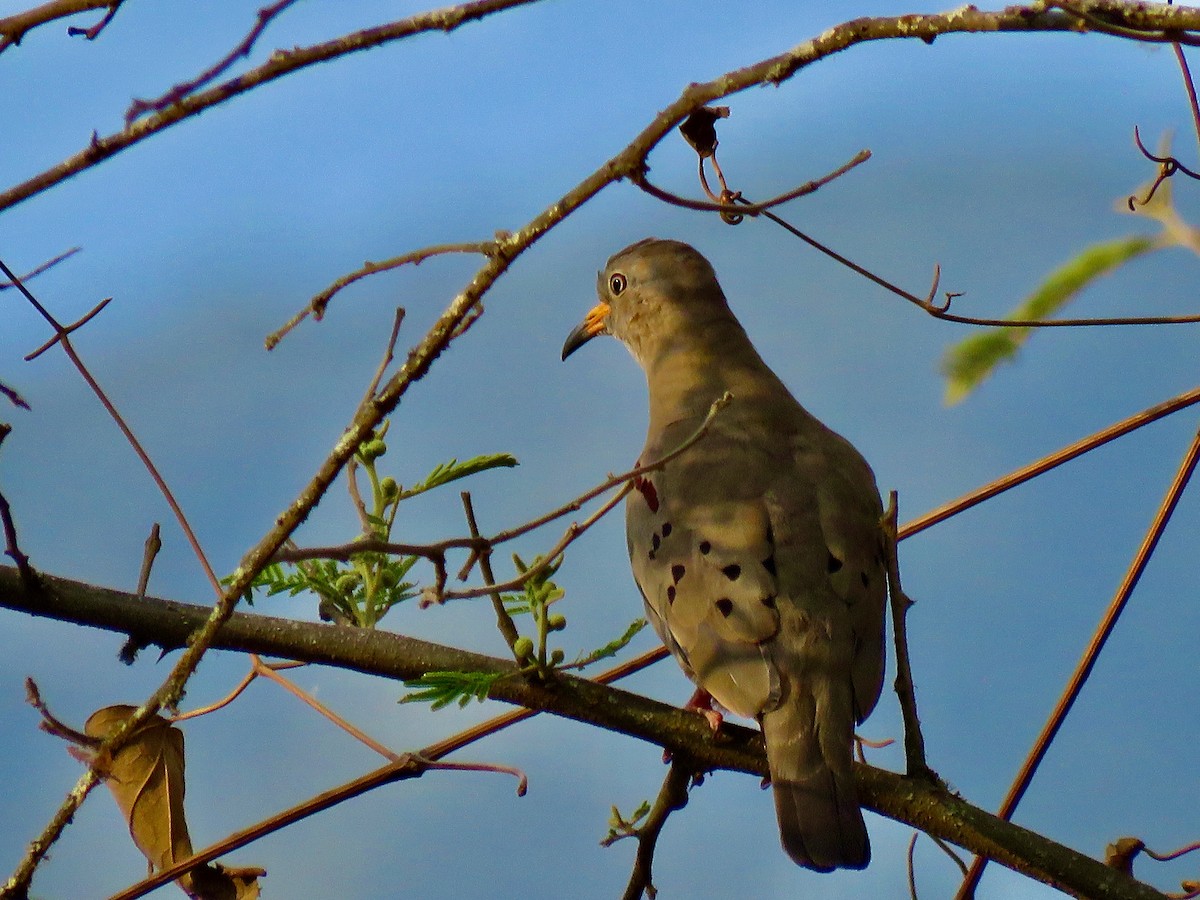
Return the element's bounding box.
[400,670,502,710]
[400,453,519,501]
[942,235,1156,405]
[572,619,647,669]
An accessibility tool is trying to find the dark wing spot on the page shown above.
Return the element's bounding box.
[760,595,776,609]
[634,476,660,512]
[648,549,656,561]
[715,598,734,617]
[827,552,844,574]
[721,564,741,581]
[698,541,712,555]
[671,564,685,583]
[860,571,870,588]
[651,533,661,551]
[661,522,672,537]
[761,556,777,577]
[666,585,676,604]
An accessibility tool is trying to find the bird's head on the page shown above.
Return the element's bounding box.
[561,238,734,369]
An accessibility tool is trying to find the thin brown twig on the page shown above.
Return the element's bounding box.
[763,207,1200,327]
[268,242,492,349]
[431,480,633,603]
[899,384,1200,540]
[65,0,121,39]
[1051,0,1200,44]
[956,424,1200,898]
[0,247,80,290]
[0,382,29,410]
[125,0,300,124]
[24,296,113,360]
[461,492,520,650]
[1147,840,1200,863]
[620,759,693,900]
[1173,44,1200,158]
[25,679,94,747]
[363,307,406,403]
[253,657,402,761]
[0,1,112,54]
[908,831,921,900]
[276,392,732,582]
[135,524,161,600]
[0,424,33,583]
[883,492,932,779]
[433,392,731,602]
[632,149,871,217]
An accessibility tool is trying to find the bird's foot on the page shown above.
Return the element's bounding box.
[685,687,724,732]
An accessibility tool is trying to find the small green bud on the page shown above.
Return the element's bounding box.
[547,613,567,631]
[513,637,534,660]
[380,477,399,500]
[360,439,387,461]
[550,648,565,665]
[335,573,360,593]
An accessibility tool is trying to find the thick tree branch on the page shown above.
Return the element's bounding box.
[0,565,1169,900]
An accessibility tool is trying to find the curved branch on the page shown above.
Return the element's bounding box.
[0,0,111,53]
[0,564,1170,900]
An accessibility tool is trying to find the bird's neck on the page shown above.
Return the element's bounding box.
[642,325,789,442]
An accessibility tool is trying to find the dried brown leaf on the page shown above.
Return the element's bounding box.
[79,706,265,898]
[85,705,193,871]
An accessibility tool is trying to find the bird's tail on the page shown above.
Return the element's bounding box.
[760,702,869,872]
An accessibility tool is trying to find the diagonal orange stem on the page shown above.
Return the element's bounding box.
[956,425,1200,898]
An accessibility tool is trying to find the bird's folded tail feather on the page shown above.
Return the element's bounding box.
[761,708,869,871]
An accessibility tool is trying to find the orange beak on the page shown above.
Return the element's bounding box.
[561,301,611,360]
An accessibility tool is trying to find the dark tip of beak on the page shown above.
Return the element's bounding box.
[561,321,597,361]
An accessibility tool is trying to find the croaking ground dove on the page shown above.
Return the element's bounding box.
[561,238,887,871]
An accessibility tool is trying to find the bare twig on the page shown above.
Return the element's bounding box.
[1051,0,1200,45]
[1174,44,1200,158]
[899,384,1200,540]
[631,149,871,217]
[461,492,521,650]
[125,0,300,124]
[0,247,80,290]
[620,760,693,900]
[135,524,161,600]
[0,425,33,584]
[433,392,731,602]
[1147,840,1200,863]
[956,425,1200,898]
[883,492,932,780]
[0,382,29,410]
[269,242,492,348]
[908,831,921,900]
[25,679,94,747]
[363,308,406,403]
[65,0,121,40]
[432,481,633,603]
[0,0,110,54]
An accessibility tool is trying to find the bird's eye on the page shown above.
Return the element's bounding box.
[609,273,627,295]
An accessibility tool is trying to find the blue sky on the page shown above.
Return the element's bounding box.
[0,1,1197,897]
